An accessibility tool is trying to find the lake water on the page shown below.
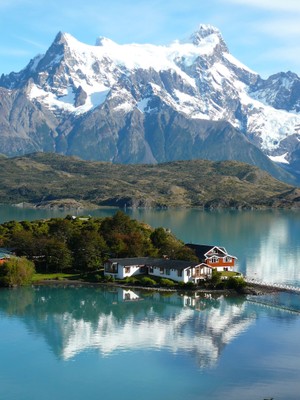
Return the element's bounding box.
[0,286,300,400]
[1,205,300,286]
[1,205,300,400]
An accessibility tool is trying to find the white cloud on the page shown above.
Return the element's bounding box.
[14,36,46,50]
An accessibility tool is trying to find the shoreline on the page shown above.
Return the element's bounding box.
[30,278,295,297]
[5,201,300,211]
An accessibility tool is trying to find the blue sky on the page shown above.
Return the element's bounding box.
[1,0,300,77]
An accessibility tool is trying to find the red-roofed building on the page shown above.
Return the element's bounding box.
[185,244,237,272]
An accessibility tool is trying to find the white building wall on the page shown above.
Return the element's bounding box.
[214,266,234,272]
[201,266,213,276]
[149,267,189,283]
[119,265,142,279]
[104,262,145,279]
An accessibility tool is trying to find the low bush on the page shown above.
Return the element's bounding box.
[125,276,139,285]
[160,278,175,287]
[103,274,115,282]
[94,274,103,282]
[140,277,156,286]
[226,277,246,292]
[178,281,196,289]
[0,257,35,287]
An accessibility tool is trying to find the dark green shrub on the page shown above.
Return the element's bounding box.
[226,277,246,291]
[210,269,222,288]
[183,281,196,289]
[125,276,139,285]
[160,278,175,287]
[103,274,115,282]
[94,274,103,282]
[140,277,156,286]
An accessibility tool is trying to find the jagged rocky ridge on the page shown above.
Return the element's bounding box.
[1,24,300,183]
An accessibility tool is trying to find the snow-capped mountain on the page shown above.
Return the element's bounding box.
[1,24,300,183]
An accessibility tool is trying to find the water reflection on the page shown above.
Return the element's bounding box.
[244,215,300,285]
[1,206,300,286]
[127,209,300,286]
[1,286,296,368]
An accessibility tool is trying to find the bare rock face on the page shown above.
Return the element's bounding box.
[0,87,58,156]
[0,25,300,184]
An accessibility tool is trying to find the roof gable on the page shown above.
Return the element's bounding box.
[185,244,216,259]
[204,246,227,257]
[185,244,237,261]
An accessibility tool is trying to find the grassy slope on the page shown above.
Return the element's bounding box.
[0,152,299,208]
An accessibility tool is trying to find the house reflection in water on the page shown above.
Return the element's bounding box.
[0,286,255,369]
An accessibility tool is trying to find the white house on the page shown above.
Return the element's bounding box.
[103,257,213,284]
[103,257,150,280]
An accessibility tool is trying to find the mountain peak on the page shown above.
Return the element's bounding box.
[95,36,116,47]
[190,24,228,52]
[51,32,82,50]
[53,31,68,45]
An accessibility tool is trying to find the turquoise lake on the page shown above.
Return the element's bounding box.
[0,206,300,399]
[1,205,300,285]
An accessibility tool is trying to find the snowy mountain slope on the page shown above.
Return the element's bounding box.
[0,24,300,183]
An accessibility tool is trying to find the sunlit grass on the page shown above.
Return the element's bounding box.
[221,271,241,277]
[32,272,81,282]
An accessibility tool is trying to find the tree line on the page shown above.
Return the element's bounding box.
[0,211,197,275]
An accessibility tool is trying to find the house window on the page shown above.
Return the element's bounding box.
[177,270,182,277]
[125,293,131,300]
[166,269,170,276]
[149,267,153,273]
[125,267,131,274]
[160,267,164,275]
[224,256,232,262]
[186,269,190,277]
[211,256,218,263]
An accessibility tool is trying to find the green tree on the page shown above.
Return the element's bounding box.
[0,257,35,287]
[37,238,73,273]
[173,246,199,261]
[48,218,75,242]
[9,230,36,258]
[210,269,222,289]
[71,231,107,271]
[100,211,134,238]
[150,227,183,257]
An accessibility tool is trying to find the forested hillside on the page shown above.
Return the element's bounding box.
[0,212,196,273]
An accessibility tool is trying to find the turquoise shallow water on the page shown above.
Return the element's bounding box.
[0,286,300,400]
[0,206,300,399]
[1,206,300,286]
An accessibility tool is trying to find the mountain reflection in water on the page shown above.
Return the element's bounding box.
[0,285,294,367]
